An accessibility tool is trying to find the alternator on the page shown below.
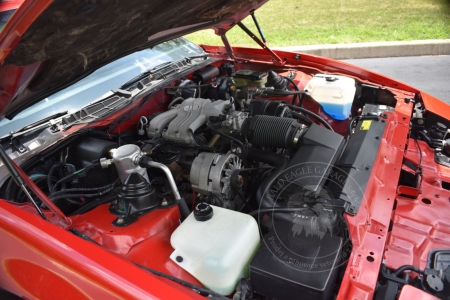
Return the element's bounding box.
[190,152,242,204]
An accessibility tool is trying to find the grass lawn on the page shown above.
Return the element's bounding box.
[186,0,450,47]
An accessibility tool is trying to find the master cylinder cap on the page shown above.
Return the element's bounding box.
[194,202,213,221]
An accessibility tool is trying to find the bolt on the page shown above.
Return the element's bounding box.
[176,256,183,263]
[365,165,370,170]
[117,218,124,224]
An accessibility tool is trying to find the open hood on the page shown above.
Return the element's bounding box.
[0,0,267,120]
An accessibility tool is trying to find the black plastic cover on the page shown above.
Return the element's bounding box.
[68,137,118,187]
[250,221,343,300]
[193,66,220,83]
[278,123,345,196]
[327,113,386,214]
[70,137,117,167]
[426,249,450,295]
[110,172,159,226]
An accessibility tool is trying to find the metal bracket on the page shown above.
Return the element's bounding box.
[49,119,60,133]
[11,137,26,153]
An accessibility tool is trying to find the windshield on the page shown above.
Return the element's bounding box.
[0,37,204,136]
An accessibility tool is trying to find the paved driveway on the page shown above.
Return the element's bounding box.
[343,55,450,103]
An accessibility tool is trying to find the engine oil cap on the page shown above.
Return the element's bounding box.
[194,203,213,221]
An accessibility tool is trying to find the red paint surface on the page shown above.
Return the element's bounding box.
[421,91,450,122]
[4,259,89,299]
[70,203,201,285]
[337,94,414,300]
[0,200,203,299]
[0,0,23,13]
[384,138,450,272]
[398,285,440,300]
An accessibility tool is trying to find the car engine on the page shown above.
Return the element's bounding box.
[1,63,404,299]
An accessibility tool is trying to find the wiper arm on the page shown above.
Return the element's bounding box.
[119,66,165,90]
[120,54,210,90]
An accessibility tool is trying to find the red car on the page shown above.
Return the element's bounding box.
[0,0,449,299]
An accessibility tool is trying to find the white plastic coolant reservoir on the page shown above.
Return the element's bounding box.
[305,74,356,120]
[170,203,260,295]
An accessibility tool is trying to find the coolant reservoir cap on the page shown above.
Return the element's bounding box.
[194,202,213,221]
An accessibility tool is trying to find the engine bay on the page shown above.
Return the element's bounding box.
[2,57,450,300]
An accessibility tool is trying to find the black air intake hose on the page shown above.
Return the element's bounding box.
[244,115,303,148]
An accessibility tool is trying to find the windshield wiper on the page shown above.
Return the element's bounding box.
[119,63,170,89]
[120,54,210,90]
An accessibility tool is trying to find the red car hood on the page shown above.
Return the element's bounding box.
[0,0,267,120]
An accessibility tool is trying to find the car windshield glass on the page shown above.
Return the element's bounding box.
[0,9,17,32]
[0,37,204,136]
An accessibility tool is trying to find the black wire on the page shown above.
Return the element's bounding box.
[47,162,64,193]
[51,173,79,193]
[230,167,270,212]
[347,116,361,140]
[269,89,306,95]
[68,194,117,216]
[380,264,408,285]
[393,265,424,277]
[206,121,243,147]
[235,188,252,212]
[299,93,306,107]
[51,164,99,193]
[286,104,333,131]
[415,138,423,166]
[292,112,313,125]
[133,263,228,299]
[284,76,299,106]
[49,186,116,202]
[206,121,248,157]
[249,207,312,217]
[49,179,120,198]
